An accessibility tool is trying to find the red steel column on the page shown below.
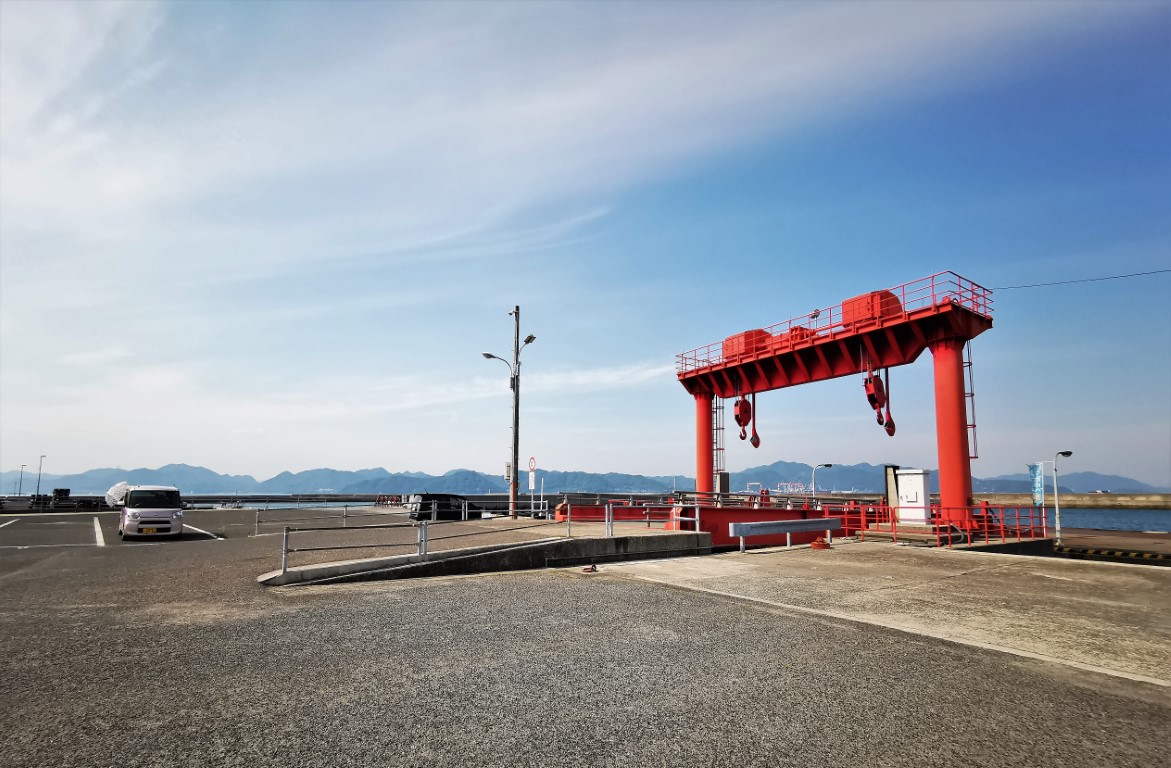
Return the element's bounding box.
[930,337,973,525]
[695,391,714,495]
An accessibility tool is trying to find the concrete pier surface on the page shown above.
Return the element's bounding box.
[607,542,1171,686]
[1,509,1168,767]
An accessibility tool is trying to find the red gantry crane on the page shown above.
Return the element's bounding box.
[676,272,993,527]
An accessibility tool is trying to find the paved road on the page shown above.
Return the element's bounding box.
[1,511,1168,767]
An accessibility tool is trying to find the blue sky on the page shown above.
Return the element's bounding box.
[1,1,1168,486]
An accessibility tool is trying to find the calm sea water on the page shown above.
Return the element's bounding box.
[1047,508,1169,533]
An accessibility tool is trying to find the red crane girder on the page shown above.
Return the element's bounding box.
[677,272,993,398]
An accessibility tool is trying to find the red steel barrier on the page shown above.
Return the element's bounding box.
[554,494,1049,551]
[666,500,875,549]
[553,502,674,524]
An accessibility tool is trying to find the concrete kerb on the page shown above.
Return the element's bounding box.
[258,532,712,586]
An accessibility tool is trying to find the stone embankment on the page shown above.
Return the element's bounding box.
[972,493,1170,509]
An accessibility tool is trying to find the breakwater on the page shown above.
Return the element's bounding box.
[972,493,1171,510]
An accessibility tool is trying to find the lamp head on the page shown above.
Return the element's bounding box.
[482,352,493,359]
[1057,450,1072,458]
[523,334,536,345]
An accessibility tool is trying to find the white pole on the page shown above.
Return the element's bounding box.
[1053,458,1062,546]
[1052,451,1071,546]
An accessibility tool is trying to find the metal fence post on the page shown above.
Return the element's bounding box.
[422,521,429,556]
[254,508,260,537]
[566,503,572,539]
[281,527,290,575]
[343,504,348,527]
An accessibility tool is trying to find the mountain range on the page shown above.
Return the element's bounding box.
[1,462,1164,496]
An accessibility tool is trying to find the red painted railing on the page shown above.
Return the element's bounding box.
[858,504,1048,547]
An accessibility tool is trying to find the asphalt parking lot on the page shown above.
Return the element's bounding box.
[0,506,567,565]
[1,508,1168,768]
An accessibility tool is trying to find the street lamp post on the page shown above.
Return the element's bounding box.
[17,464,26,496]
[810,463,832,504]
[35,455,46,498]
[483,305,536,519]
[1053,450,1073,546]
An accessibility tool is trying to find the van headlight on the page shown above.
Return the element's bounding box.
[127,511,140,519]
[171,511,183,519]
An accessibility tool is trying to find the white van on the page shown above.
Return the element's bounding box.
[106,483,185,539]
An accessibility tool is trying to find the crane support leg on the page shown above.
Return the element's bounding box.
[695,391,714,496]
[930,337,974,525]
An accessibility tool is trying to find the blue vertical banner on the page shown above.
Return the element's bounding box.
[1028,463,1044,507]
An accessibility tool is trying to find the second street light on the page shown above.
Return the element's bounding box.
[1053,450,1073,546]
[811,463,832,503]
[17,464,26,496]
[483,305,536,519]
[35,455,46,499]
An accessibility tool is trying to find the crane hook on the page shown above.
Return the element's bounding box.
[883,367,896,436]
[864,368,887,425]
[749,392,761,448]
[733,395,752,441]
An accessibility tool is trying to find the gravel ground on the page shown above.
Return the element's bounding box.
[1,529,1168,767]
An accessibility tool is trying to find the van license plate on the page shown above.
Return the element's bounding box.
[140,527,157,534]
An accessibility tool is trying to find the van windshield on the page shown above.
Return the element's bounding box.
[126,490,181,509]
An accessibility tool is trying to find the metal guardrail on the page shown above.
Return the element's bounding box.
[273,498,708,574]
[463,498,551,518]
[278,501,566,575]
[668,504,702,535]
[255,503,388,536]
[729,517,842,552]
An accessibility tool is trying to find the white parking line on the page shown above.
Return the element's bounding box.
[0,519,18,529]
[93,517,105,547]
[0,544,114,550]
[182,524,220,539]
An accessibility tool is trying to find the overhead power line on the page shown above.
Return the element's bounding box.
[994,268,1171,290]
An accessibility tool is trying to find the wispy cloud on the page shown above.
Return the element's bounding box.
[3,1,1148,278]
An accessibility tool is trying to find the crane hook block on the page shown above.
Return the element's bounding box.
[734,396,752,441]
[864,373,887,425]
